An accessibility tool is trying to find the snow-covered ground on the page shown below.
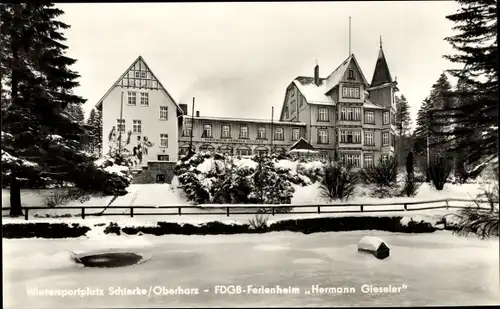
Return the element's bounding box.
[1,180,491,225]
[3,231,499,308]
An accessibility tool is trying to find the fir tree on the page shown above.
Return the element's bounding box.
[65,102,85,124]
[432,0,498,167]
[1,4,93,216]
[395,94,412,165]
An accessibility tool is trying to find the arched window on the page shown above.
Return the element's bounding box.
[254,146,269,157]
[218,145,233,155]
[179,144,195,156]
[199,144,215,153]
[235,146,252,156]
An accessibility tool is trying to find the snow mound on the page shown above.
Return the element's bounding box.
[357,236,390,251]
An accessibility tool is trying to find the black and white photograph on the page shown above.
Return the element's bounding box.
[1,1,498,308]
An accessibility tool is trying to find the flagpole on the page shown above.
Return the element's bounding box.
[118,92,124,156]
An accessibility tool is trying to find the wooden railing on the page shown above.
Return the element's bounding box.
[1,198,496,221]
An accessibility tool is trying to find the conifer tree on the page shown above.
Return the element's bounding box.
[432,0,498,167]
[395,94,412,165]
[1,4,93,216]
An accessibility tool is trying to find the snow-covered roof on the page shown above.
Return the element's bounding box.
[324,54,369,93]
[363,99,385,110]
[293,77,334,105]
[288,149,319,154]
[185,115,307,126]
[289,137,315,151]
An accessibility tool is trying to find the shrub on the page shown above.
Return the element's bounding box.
[44,191,69,208]
[360,156,398,187]
[446,208,499,239]
[175,153,294,207]
[400,173,422,197]
[427,155,452,190]
[444,176,499,239]
[400,152,422,197]
[320,160,358,201]
[297,162,324,183]
[248,213,269,232]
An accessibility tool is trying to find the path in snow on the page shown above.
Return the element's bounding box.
[3,231,499,308]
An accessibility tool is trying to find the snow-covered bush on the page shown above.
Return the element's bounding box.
[174,153,295,207]
[320,160,358,201]
[248,213,269,232]
[72,157,132,196]
[297,161,325,183]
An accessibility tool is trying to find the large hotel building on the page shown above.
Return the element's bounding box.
[96,41,396,170]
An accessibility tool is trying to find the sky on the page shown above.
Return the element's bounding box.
[57,1,462,130]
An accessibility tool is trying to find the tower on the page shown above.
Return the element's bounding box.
[367,36,398,109]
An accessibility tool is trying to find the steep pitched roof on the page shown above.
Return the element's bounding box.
[95,56,184,115]
[324,54,369,93]
[370,47,393,87]
[289,137,315,151]
[293,77,334,105]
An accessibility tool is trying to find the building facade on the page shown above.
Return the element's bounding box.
[95,56,184,167]
[97,41,398,169]
[278,42,397,168]
[177,112,307,156]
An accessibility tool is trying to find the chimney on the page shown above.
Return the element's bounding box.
[314,64,320,86]
[196,111,200,117]
[179,103,188,115]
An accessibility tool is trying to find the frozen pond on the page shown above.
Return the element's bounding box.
[3,231,499,308]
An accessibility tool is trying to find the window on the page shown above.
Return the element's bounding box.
[221,125,231,138]
[290,101,296,114]
[157,155,169,161]
[364,155,374,168]
[364,131,375,146]
[274,128,284,140]
[160,133,168,147]
[341,107,361,121]
[202,124,212,138]
[182,119,192,137]
[236,147,251,156]
[364,111,375,124]
[132,120,141,133]
[383,111,390,124]
[117,119,125,132]
[382,132,389,146]
[391,133,396,148]
[292,128,300,141]
[354,131,360,143]
[141,71,146,79]
[318,108,328,121]
[391,112,396,126]
[239,126,249,138]
[342,87,360,99]
[348,69,354,80]
[318,129,328,144]
[381,154,389,162]
[299,96,304,107]
[341,153,361,167]
[340,130,361,143]
[140,92,149,106]
[257,127,266,139]
[255,149,268,156]
[134,71,140,78]
[127,91,136,105]
[159,106,168,120]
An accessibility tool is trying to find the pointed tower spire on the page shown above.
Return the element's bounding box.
[371,36,393,87]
